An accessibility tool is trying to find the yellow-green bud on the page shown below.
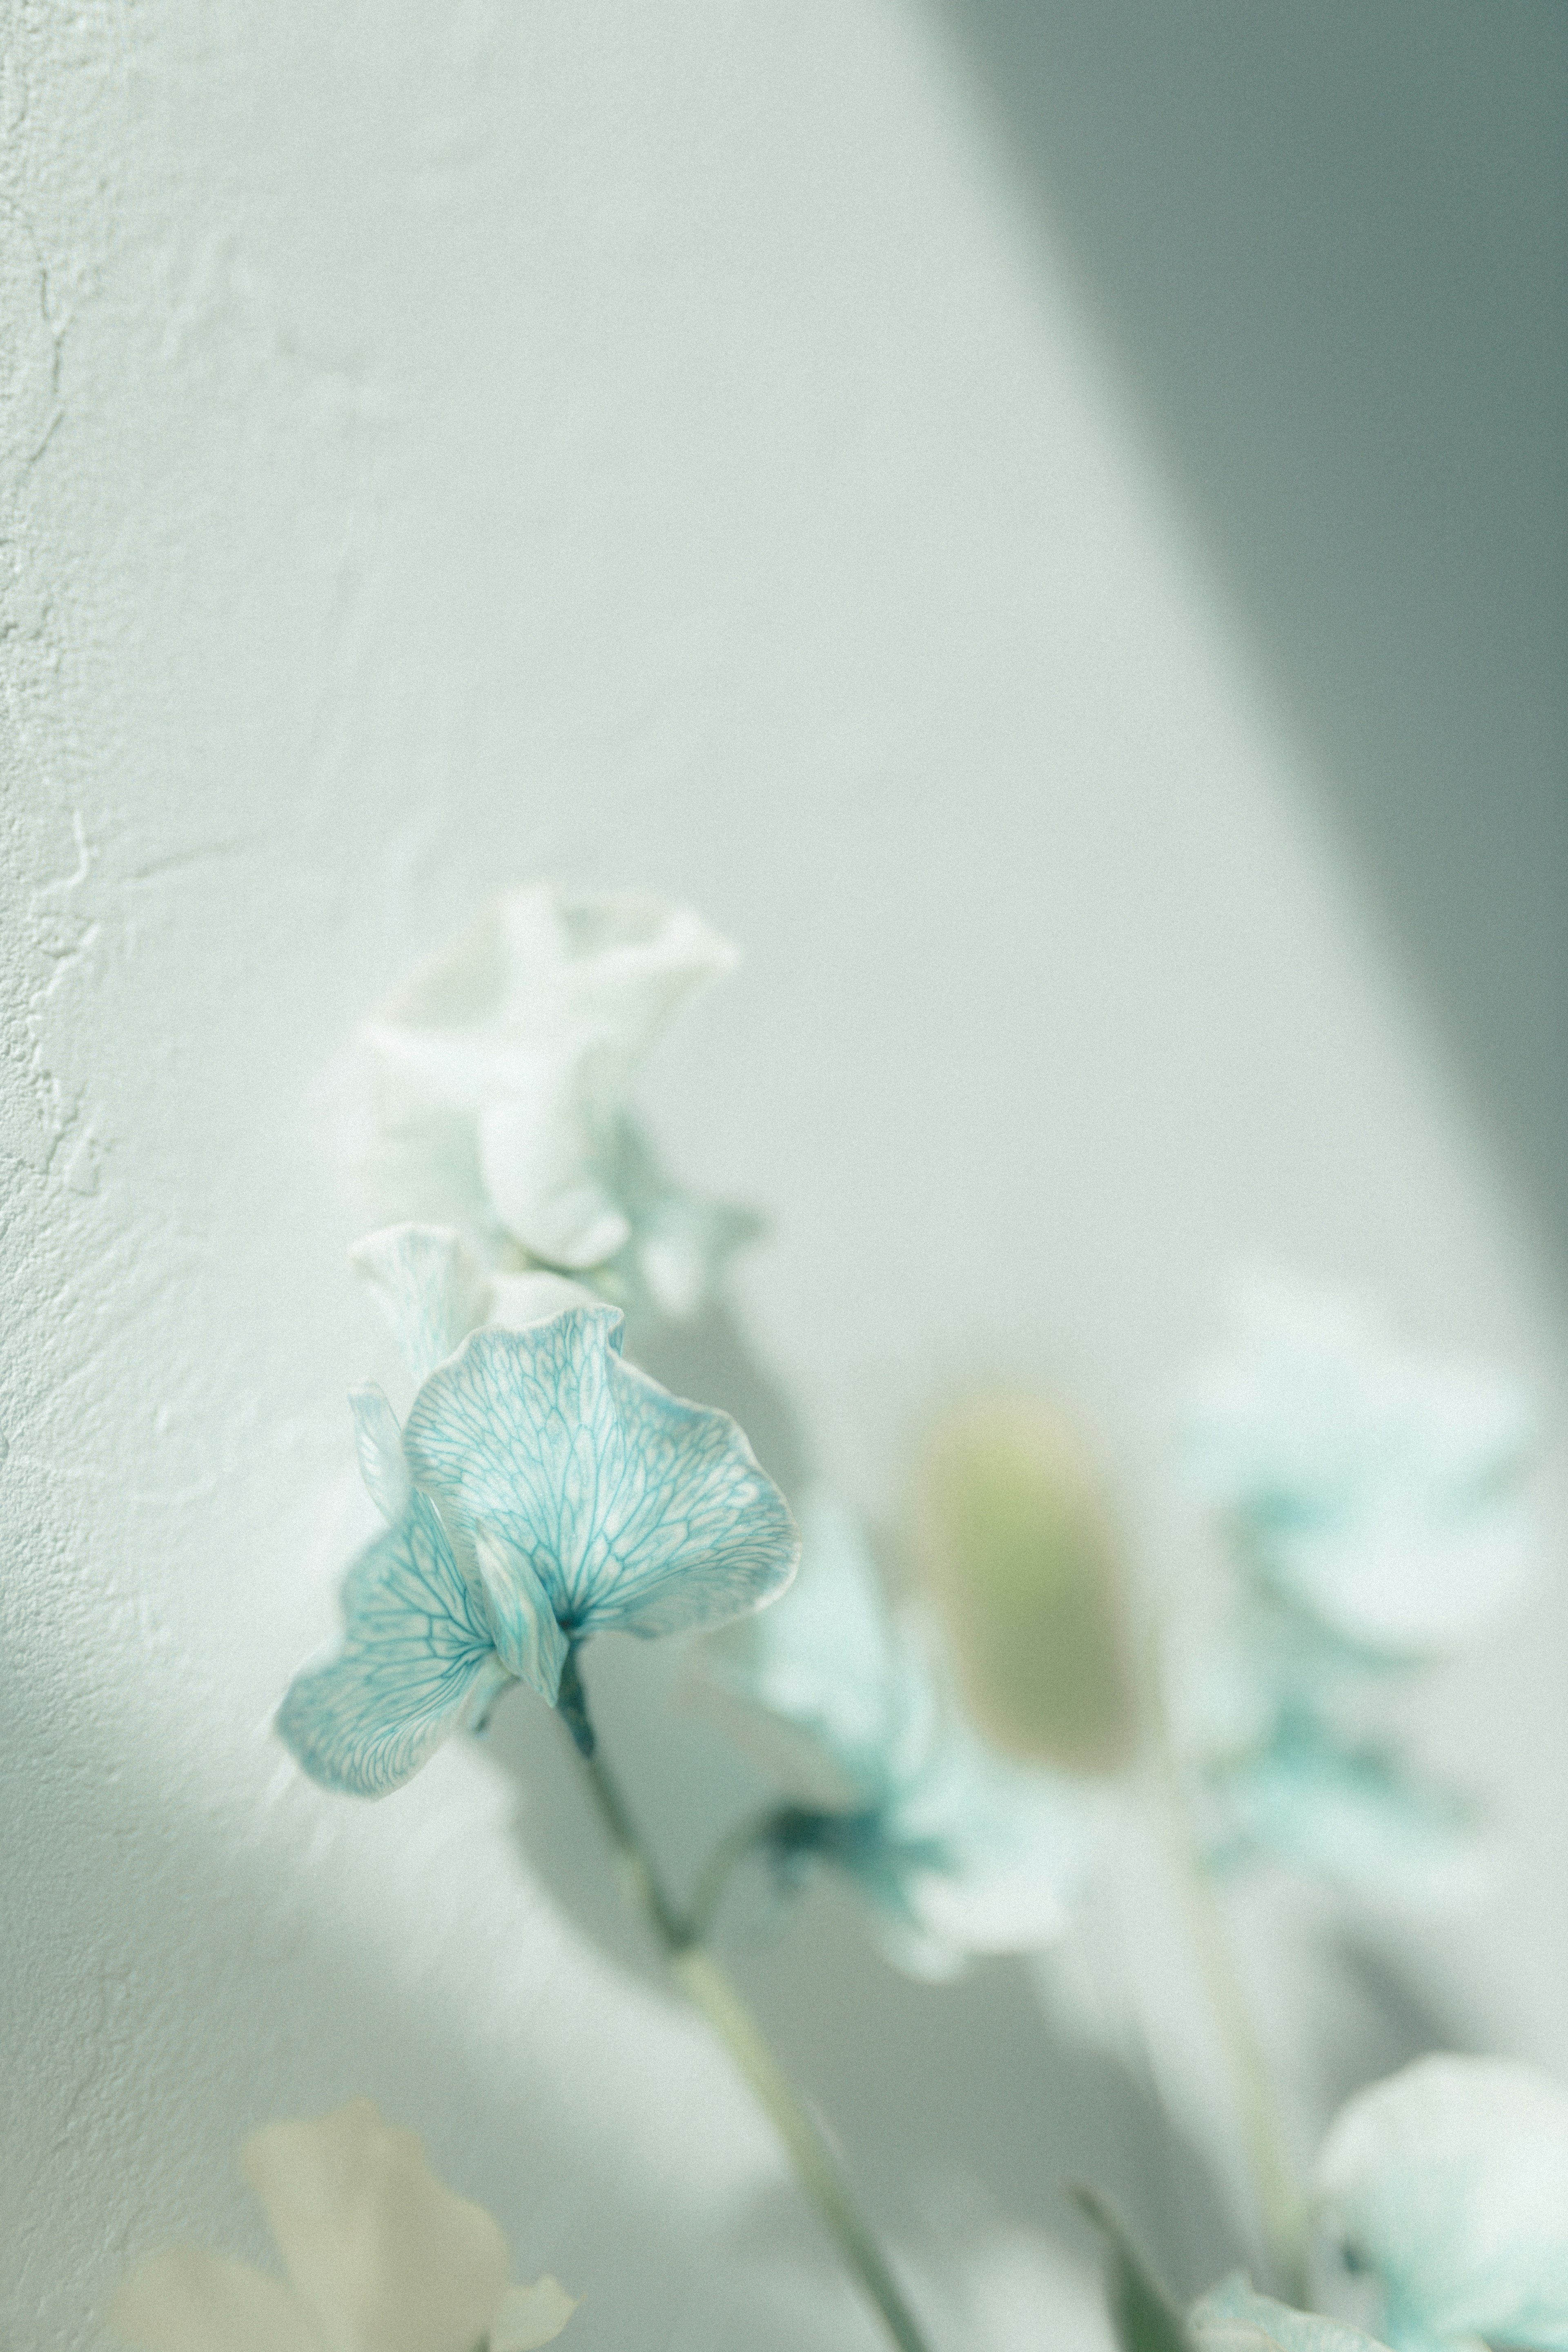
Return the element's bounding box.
[913,1395,1138,1774]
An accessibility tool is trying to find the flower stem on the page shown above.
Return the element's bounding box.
[560,1678,937,2352]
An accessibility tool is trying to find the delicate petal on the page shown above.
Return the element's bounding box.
[1185,1279,1535,1656]
[474,1522,570,1702]
[242,2101,508,2352]
[348,1386,412,1526]
[403,1307,798,1641]
[111,2251,318,2352]
[485,1272,600,1329]
[913,1395,1137,1772]
[350,1226,490,1382]
[1203,1715,1483,1907]
[897,1727,1102,1967]
[1313,2056,1568,2352]
[490,2277,579,2351]
[311,1039,496,1245]
[478,1047,630,1270]
[277,1497,510,1797]
[1192,2275,1389,2352]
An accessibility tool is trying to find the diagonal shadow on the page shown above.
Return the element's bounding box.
[931,0,1568,1258]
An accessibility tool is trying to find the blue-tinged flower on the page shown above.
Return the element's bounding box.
[279,1228,797,1797]
[699,1493,1103,1977]
[1191,2274,1389,2352]
[1312,2056,1568,2352]
[1185,1277,1534,1659]
[314,885,757,1319]
[113,2099,576,2352]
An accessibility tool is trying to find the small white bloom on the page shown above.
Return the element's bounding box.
[316,886,753,1319]
[111,2100,577,2352]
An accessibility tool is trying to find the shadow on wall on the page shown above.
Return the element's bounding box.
[932,0,1568,1255]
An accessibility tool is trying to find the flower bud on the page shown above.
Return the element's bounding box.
[913,1395,1138,1773]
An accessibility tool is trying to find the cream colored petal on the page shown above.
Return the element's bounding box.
[490,2276,579,2350]
[111,2250,319,2352]
[242,2101,508,2352]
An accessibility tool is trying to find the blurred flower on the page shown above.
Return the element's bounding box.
[279,1227,798,1797]
[1312,2055,1568,2352]
[699,1492,1103,1978]
[912,1394,1138,1773]
[314,885,757,1320]
[1176,1277,1533,1900]
[112,2098,576,2352]
[1191,2274,1387,2352]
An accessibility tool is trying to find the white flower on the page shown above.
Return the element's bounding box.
[316,886,755,1319]
[112,2099,576,2352]
[1192,2274,1389,2352]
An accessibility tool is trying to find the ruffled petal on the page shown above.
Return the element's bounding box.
[490,2277,579,2350]
[242,2102,508,2352]
[1191,2274,1390,2352]
[474,1522,570,1702]
[402,1307,797,1643]
[1313,2056,1568,2352]
[277,1496,509,1797]
[349,1226,490,1382]
[111,2251,318,2352]
[348,1386,412,1526]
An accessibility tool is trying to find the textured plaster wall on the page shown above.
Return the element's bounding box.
[2,6,1564,2351]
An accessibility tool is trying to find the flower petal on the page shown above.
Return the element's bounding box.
[350,1226,491,1382]
[474,1521,570,1702]
[1313,2056,1568,2352]
[277,1497,509,1797]
[403,1307,797,1643]
[348,1386,412,1526]
[242,2101,508,2352]
[895,1726,1102,1968]
[111,2252,318,2352]
[1192,2274,1390,2352]
[490,2278,579,2351]
[485,1272,601,1329]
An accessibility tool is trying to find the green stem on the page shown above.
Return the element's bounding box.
[560,1677,936,2352]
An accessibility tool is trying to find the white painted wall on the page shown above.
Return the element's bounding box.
[2,6,1562,2350]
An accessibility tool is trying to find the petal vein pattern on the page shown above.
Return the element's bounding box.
[403,1306,798,1639]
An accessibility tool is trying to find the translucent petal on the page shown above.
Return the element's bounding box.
[277,1497,509,1797]
[349,1226,490,1382]
[1313,2056,1568,2352]
[1192,2274,1390,2352]
[896,1726,1102,1963]
[111,2251,318,2352]
[403,1307,798,1642]
[348,1386,411,1526]
[242,2102,508,2352]
[485,1272,600,1329]
[478,1048,630,1270]
[490,2277,579,2351]
[474,1521,570,1702]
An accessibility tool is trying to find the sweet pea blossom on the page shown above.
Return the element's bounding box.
[315,885,757,1319]
[112,2099,575,2352]
[1191,2274,1386,2352]
[278,1225,797,1797]
[699,1493,1103,1978]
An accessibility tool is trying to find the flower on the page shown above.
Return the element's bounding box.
[1175,1277,1533,1900]
[314,885,757,1319]
[1191,2274,1387,2352]
[278,1225,798,1797]
[699,1492,1103,1977]
[1312,2055,1568,2352]
[112,2098,576,2352]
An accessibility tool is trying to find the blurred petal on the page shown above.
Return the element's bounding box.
[899,1728,1102,1964]
[474,1521,569,1702]
[242,2102,508,2352]
[1192,2275,1389,2352]
[277,1497,509,1797]
[348,1386,411,1526]
[913,1396,1137,1772]
[490,2278,579,2351]
[111,2251,317,2352]
[1314,2056,1568,2352]
[485,1272,600,1328]
[403,1308,797,1642]
[350,1226,490,1382]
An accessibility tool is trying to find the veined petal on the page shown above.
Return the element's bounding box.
[1192,2275,1390,2352]
[491,2278,579,2351]
[403,1307,797,1643]
[474,1522,569,1702]
[1313,2056,1568,2352]
[111,2251,318,2352]
[277,1496,508,1797]
[348,1386,412,1525]
[242,2102,508,2352]
[349,1226,491,1382]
